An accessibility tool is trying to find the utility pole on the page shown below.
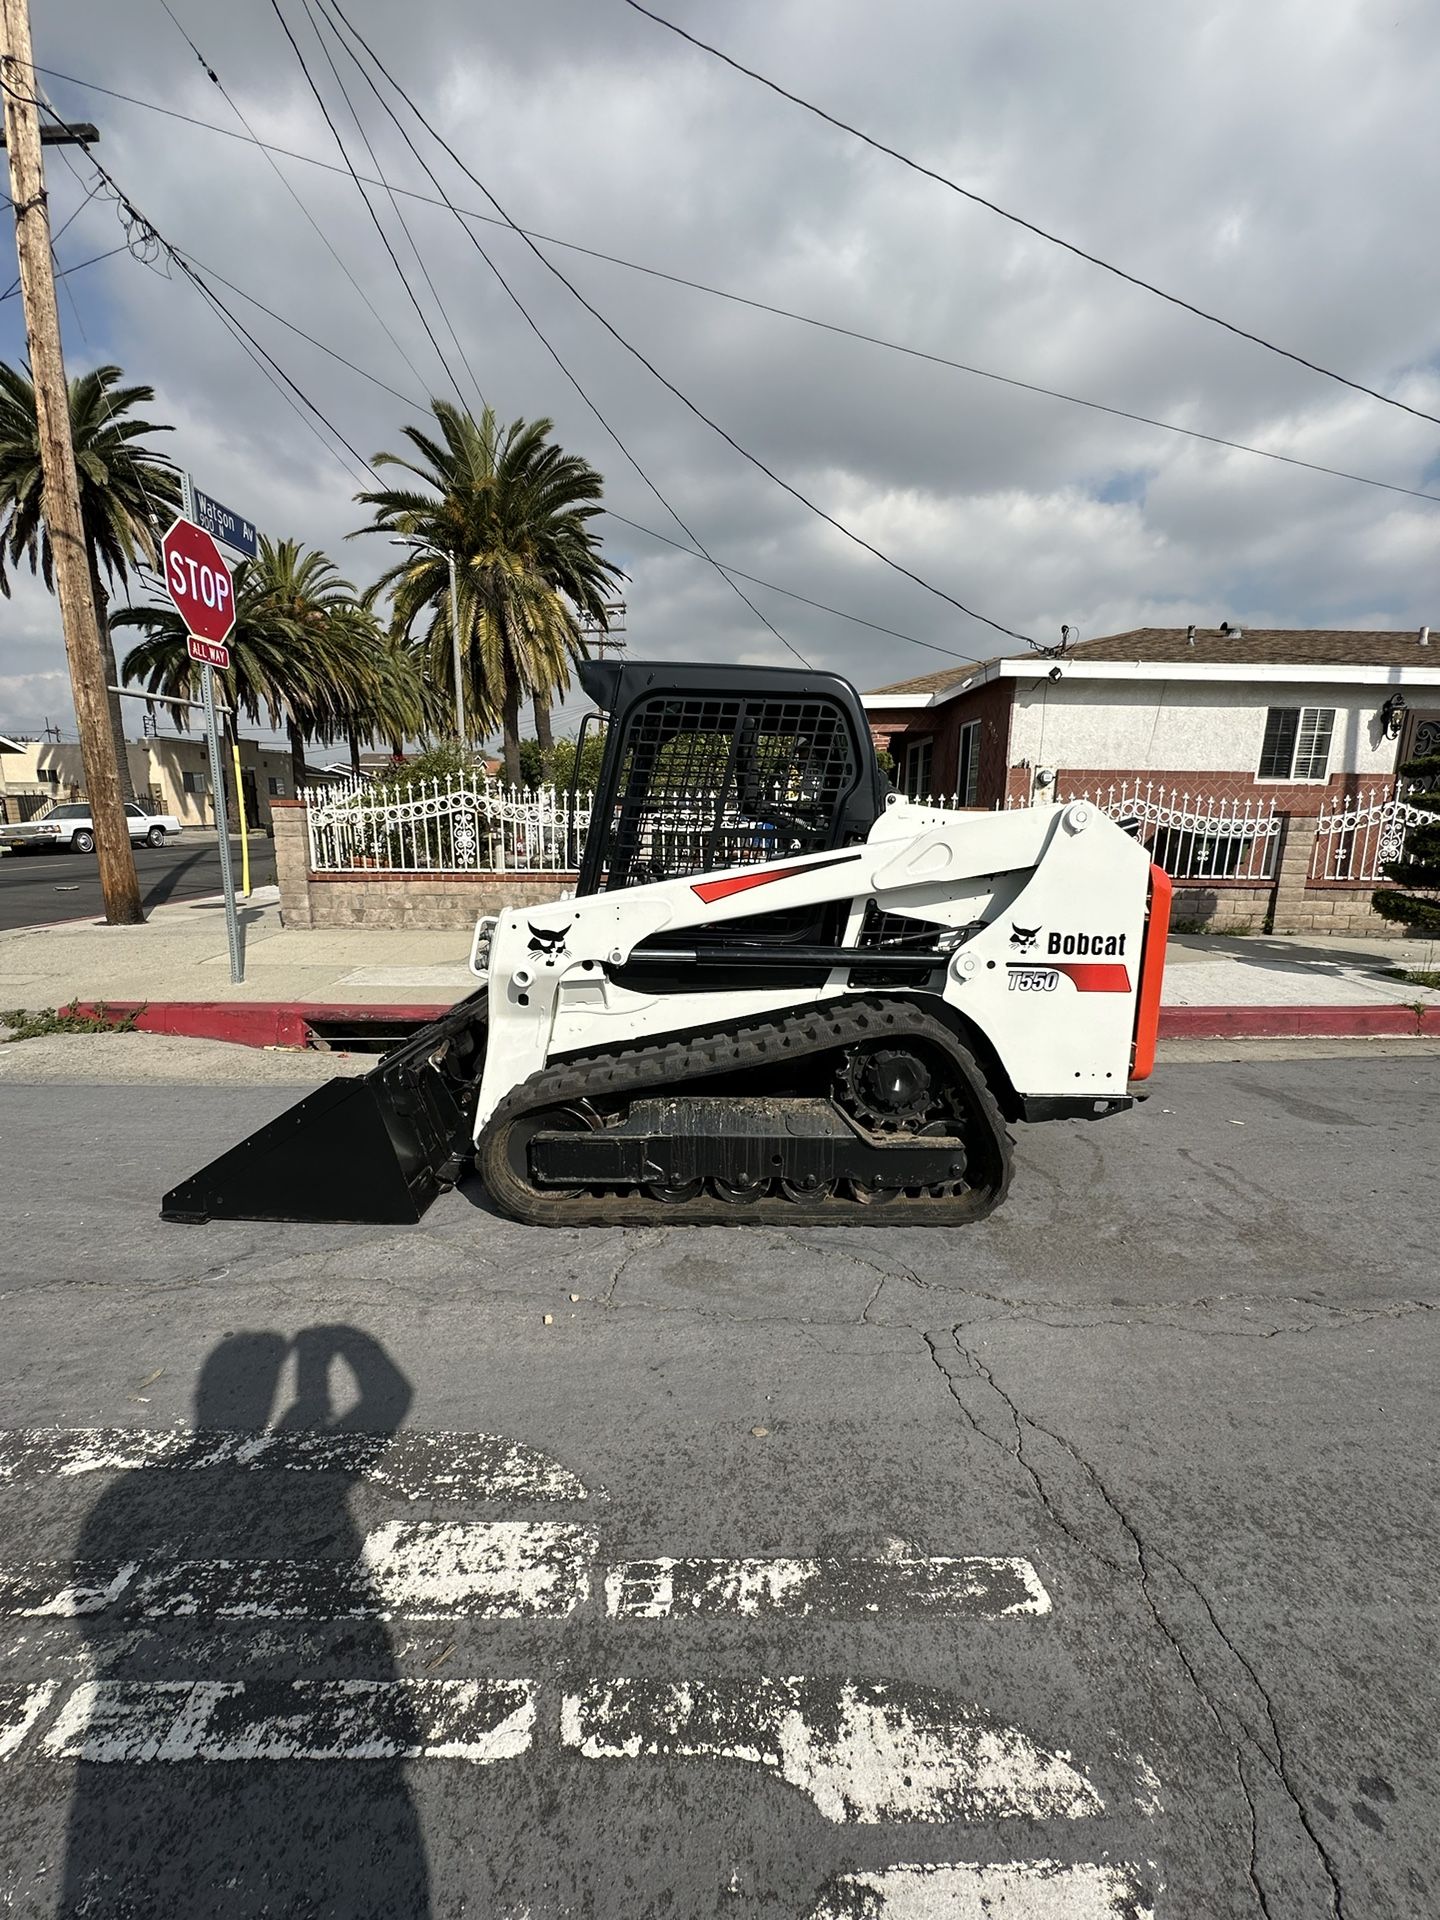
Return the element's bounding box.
[0,0,142,922]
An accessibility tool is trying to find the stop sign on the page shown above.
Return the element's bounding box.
[161,517,237,643]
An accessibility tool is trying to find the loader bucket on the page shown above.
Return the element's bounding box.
[161,991,488,1226]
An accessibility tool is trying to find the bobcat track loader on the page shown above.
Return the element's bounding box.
[162,659,1169,1229]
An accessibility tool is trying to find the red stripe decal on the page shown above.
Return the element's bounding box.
[1056,962,1132,993]
[691,862,827,904]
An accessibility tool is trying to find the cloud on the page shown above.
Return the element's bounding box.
[2,0,1436,745]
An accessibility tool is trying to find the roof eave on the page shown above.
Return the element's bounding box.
[998,658,1440,687]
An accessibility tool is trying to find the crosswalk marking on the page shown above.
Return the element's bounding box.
[0,1429,594,1503]
[807,1862,1155,1918]
[605,1554,1050,1620]
[0,1521,598,1622]
[560,1678,1100,1823]
[0,1681,57,1759]
[359,1520,596,1616]
[39,1678,535,1763]
[0,1425,1164,1913]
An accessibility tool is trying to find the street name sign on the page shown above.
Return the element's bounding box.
[186,635,231,670]
[191,485,257,559]
[161,517,237,644]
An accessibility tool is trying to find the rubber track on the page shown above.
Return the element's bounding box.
[476,996,1015,1227]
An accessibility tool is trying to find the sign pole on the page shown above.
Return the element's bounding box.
[201,660,242,984]
[183,470,243,983]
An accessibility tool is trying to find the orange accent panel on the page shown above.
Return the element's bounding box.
[690,863,812,904]
[1055,963,1131,993]
[1130,864,1172,1081]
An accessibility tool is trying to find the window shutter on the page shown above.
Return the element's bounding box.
[1294,708,1334,781]
[1258,708,1298,779]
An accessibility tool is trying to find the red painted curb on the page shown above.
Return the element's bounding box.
[67,1001,451,1048]
[1158,1003,1440,1038]
[53,996,1440,1050]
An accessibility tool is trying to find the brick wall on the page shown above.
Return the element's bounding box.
[867,679,1015,804]
[306,870,577,930]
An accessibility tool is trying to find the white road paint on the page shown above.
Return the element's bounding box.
[0,1682,58,1760]
[0,1428,594,1502]
[1,1522,597,1621]
[0,1563,138,1618]
[606,1554,1050,1620]
[39,1678,535,1762]
[360,1520,595,1617]
[561,1678,1101,1823]
[808,1861,1154,1918]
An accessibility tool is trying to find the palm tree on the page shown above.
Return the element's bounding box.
[116,537,369,792]
[309,603,441,776]
[356,402,623,784]
[0,361,181,801]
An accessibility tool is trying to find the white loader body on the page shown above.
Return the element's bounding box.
[471,795,1160,1138]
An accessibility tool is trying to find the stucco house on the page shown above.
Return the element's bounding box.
[863,625,1440,810]
[0,733,296,829]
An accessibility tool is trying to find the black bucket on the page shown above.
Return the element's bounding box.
[161,991,489,1226]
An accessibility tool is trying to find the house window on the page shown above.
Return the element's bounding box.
[956,719,981,806]
[1258,706,1334,781]
[901,737,933,799]
[182,770,206,796]
[268,777,283,797]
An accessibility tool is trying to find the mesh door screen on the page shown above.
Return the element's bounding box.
[598,693,860,889]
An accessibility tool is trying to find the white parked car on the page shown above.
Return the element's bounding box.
[0,801,182,855]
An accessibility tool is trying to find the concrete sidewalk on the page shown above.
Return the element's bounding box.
[1,893,1437,1022]
[0,888,475,1011]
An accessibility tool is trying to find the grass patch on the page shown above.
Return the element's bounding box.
[0,1001,139,1043]
[1402,969,1440,991]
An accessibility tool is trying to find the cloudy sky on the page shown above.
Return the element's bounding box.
[3,0,1438,745]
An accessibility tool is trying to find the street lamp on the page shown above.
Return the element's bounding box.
[392,536,465,743]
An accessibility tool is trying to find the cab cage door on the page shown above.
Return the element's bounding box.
[578,678,880,896]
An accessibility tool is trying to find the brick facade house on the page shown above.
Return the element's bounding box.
[862,625,1440,808]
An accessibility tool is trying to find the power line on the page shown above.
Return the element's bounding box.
[601,512,977,659]
[178,246,423,405]
[155,0,439,415]
[323,2,1040,651]
[266,0,474,412]
[295,0,489,413]
[1,241,126,301]
[620,0,1440,434]
[20,85,377,488]
[311,0,812,669]
[61,197,968,664]
[29,62,1440,506]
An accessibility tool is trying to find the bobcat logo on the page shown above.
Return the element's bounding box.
[1009,922,1041,953]
[527,921,572,956]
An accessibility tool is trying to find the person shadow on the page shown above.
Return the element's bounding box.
[59,1326,431,1918]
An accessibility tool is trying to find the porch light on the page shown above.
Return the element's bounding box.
[1380,693,1408,740]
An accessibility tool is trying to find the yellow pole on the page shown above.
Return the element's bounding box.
[230,735,251,898]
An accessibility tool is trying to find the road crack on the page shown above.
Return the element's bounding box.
[926,1325,1347,1919]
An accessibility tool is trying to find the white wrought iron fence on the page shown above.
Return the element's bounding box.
[304,776,592,873]
[1310,784,1425,883]
[996,780,1282,882]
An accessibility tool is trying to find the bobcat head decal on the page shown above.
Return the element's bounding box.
[527,921,572,955]
[1009,922,1042,953]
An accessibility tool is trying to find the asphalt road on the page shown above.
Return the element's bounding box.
[0,835,276,930]
[0,1046,1435,1919]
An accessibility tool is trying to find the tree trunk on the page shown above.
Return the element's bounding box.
[91,571,137,805]
[532,691,555,783]
[287,718,309,794]
[349,727,362,778]
[502,675,522,787]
